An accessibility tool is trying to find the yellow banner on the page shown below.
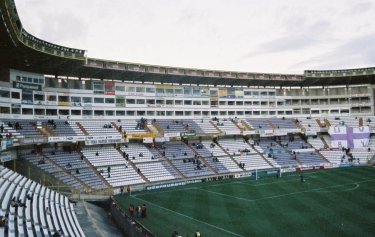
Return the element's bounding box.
[126,133,156,138]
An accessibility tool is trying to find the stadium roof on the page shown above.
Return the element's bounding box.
[1,0,375,88]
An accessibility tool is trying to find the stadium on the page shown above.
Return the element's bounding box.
[1,0,375,236]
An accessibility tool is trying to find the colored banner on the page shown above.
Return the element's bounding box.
[329,126,370,149]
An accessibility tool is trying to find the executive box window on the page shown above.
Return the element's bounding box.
[175,100,183,105]
[0,90,10,98]
[71,97,81,103]
[12,107,21,114]
[22,91,33,102]
[12,92,20,99]
[202,101,209,106]
[146,99,155,105]
[34,94,45,101]
[105,98,115,104]
[83,97,92,103]
[94,98,104,103]
[34,108,45,115]
[83,110,92,116]
[156,88,164,94]
[116,111,125,116]
[147,111,155,116]
[174,88,183,95]
[22,108,33,115]
[126,87,135,92]
[46,109,57,116]
[59,96,69,103]
[126,99,135,104]
[137,99,145,104]
[116,86,125,92]
[94,110,104,116]
[137,111,146,116]
[106,110,115,116]
[59,109,69,115]
[146,87,155,93]
[136,87,145,93]
[71,110,81,115]
[165,88,174,94]
[0,106,10,114]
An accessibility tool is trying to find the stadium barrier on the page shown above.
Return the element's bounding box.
[110,197,155,237]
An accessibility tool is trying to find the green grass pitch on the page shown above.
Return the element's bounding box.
[114,166,375,237]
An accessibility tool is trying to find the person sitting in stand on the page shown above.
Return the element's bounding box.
[17,199,27,208]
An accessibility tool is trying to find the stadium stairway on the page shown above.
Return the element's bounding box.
[30,122,47,137]
[76,122,89,136]
[186,144,218,174]
[80,154,112,189]
[316,119,324,128]
[41,124,57,136]
[233,121,244,132]
[215,143,244,171]
[292,120,303,129]
[209,121,222,133]
[247,142,275,168]
[267,120,277,129]
[303,140,331,163]
[241,120,252,130]
[111,122,121,133]
[42,153,93,192]
[151,121,164,135]
[128,159,150,183]
[150,147,186,179]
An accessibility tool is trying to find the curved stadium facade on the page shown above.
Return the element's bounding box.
[1,0,375,237]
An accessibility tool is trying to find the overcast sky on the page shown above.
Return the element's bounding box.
[15,0,375,74]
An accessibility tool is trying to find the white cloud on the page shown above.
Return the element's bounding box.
[14,0,375,73]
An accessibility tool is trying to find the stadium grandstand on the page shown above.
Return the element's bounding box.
[1,0,375,236]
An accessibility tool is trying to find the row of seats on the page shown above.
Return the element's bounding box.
[0,166,85,237]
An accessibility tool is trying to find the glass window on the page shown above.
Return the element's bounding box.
[126,99,135,104]
[146,87,155,93]
[83,110,92,116]
[0,90,10,98]
[71,96,81,103]
[116,110,125,116]
[59,109,70,115]
[210,90,218,96]
[22,108,33,115]
[34,108,45,115]
[136,87,145,93]
[58,96,69,102]
[165,88,173,94]
[12,107,21,114]
[105,98,115,104]
[106,110,115,116]
[137,99,145,104]
[71,110,81,115]
[94,110,104,116]
[0,106,10,114]
[126,87,135,92]
[94,97,104,103]
[116,86,125,91]
[156,88,164,93]
[174,88,183,94]
[184,88,192,94]
[83,97,92,103]
[11,92,20,99]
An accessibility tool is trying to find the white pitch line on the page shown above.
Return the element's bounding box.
[130,195,245,237]
[308,183,360,192]
[197,179,375,202]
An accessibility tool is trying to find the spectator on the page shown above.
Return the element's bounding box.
[46,207,51,215]
[96,151,99,156]
[26,193,33,203]
[18,199,27,208]
[68,198,78,205]
[10,197,18,207]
